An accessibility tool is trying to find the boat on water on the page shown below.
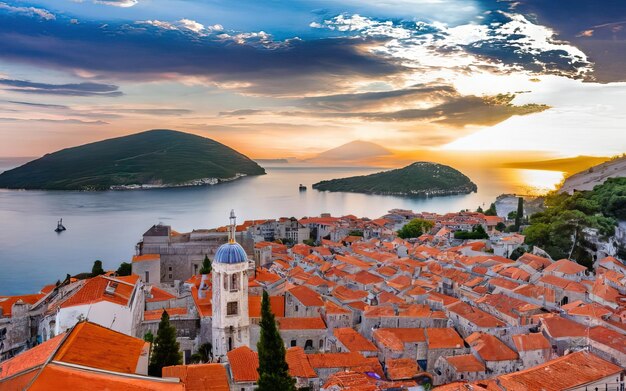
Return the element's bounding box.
[299,184,307,191]
[55,218,66,232]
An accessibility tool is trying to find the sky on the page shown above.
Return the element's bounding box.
[0,0,625,159]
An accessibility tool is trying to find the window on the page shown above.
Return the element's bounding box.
[290,340,297,347]
[231,273,239,292]
[224,274,228,290]
[169,267,172,271]
[295,305,299,312]
[227,301,238,316]
[193,264,198,274]
[305,340,313,350]
[145,271,149,284]
[169,274,173,279]
[319,339,323,349]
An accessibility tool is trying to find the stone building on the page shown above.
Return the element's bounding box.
[0,294,44,360]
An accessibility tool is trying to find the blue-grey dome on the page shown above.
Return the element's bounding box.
[214,242,248,264]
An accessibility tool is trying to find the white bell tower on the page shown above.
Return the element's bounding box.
[211,210,250,360]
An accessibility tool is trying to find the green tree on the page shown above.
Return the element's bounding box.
[189,342,212,364]
[454,224,489,240]
[257,291,296,391]
[484,203,497,216]
[148,311,182,377]
[116,262,132,276]
[144,331,154,361]
[495,222,506,232]
[507,211,517,220]
[515,197,524,230]
[91,260,105,277]
[476,206,484,213]
[200,254,212,275]
[397,218,434,239]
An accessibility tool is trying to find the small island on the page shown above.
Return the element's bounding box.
[0,129,266,191]
[312,162,477,197]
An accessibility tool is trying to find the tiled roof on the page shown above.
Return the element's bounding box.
[373,328,426,351]
[0,294,44,317]
[227,346,259,382]
[277,316,326,330]
[324,300,351,315]
[385,358,417,380]
[426,328,464,349]
[466,332,518,361]
[144,307,188,321]
[540,316,587,338]
[162,363,229,391]
[146,286,176,302]
[288,285,323,307]
[60,275,138,309]
[543,258,587,274]
[285,347,317,378]
[588,326,626,355]
[333,328,377,352]
[497,351,622,391]
[447,302,506,328]
[511,333,550,352]
[132,254,160,263]
[249,295,285,318]
[53,322,147,374]
[445,354,486,372]
[0,334,65,380]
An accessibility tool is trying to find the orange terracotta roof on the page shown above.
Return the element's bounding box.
[0,333,65,380]
[543,259,587,274]
[447,302,506,328]
[60,275,138,309]
[288,285,323,307]
[28,362,183,390]
[132,254,160,262]
[540,316,587,338]
[277,316,326,330]
[373,328,426,351]
[588,326,626,355]
[190,286,212,317]
[386,358,417,380]
[512,333,550,352]
[163,363,229,391]
[249,295,285,318]
[445,354,486,373]
[227,346,259,382]
[426,328,464,349]
[324,300,351,315]
[466,332,518,361]
[286,347,317,379]
[497,351,622,391]
[53,322,147,374]
[253,268,282,284]
[307,352,367,369]
[332,285,369,303]
[0,294,44,317]
[333,328,377,352]
[146,286,176,303]
[144,307,187,321]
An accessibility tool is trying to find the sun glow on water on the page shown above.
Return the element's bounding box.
[512,169,564,195]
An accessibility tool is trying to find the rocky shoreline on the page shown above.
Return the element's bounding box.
[109,173,247,190]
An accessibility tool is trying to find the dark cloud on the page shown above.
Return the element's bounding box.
[6,100,69,109]
[218,109,266,117]
[284,90,550,127]
[0,78,122,97]
[112,108,192,116]
[0,14,403,95]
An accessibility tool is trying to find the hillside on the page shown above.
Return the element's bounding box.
[308,140,391,162]
[559,155,626,194]
[0,129,265,190]
[312,162,477,196]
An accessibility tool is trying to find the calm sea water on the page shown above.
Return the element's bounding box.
[0,160,563,295]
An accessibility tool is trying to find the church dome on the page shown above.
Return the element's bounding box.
[214,242,248,264]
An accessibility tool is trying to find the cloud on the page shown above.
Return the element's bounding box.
[218,109,266,117]
[0,117,108,125]
[0,78,122,97]
[6,100,68,109]
[0,16,402,96]
[136,19,223,36]
[93,0,138,7]
[0,2,55,20]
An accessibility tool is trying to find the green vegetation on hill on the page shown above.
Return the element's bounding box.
[523,177,626,268]
[398,218,434,239]
[312,162,477,197]
[0,129,265,190]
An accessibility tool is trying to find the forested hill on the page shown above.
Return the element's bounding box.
[312,162,477,197]
[0,129,265,190]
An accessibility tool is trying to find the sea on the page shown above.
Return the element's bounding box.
[0,158,563,295]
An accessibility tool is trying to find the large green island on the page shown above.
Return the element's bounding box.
[313,162,477,197]
[0,129,265,190]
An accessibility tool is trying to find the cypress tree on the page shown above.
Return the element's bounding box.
[257,291,296,391]
[91,260,105,277]
[148,310,182,377]
[200,254,212,275]
[515,197,524,231]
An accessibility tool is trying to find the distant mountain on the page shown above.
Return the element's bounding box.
[559,155,626,194]
[0,129,265,190]
[309,140,391,162]
[503,155,609,174]
[313,162,477,196]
